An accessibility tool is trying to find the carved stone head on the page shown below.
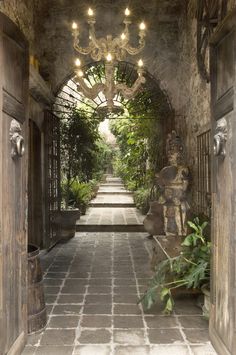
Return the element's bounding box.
[166,131,185,166]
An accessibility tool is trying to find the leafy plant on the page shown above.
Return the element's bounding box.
[61,179,96,214]
[133,184,161,214]
[110,103,164,191]
[139,218,211,314]
[133,188,151,215]
[60,108,113,208]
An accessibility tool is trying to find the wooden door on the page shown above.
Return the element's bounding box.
[209,9,236,355]
[0,13,29,354]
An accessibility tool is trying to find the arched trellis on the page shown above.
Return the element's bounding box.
[53,60,174,124]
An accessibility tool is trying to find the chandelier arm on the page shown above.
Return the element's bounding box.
[76,77,105,100]
[89,23,102,49]
[124,39,145,55]
[123,20,131,38]
[115,74,146,99]
[118,21,130,48]
[90,47,103,61]
[74,42,96,56]
[115,48,126,61]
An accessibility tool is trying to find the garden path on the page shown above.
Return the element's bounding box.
[23,176,217,355]
[76,176,145,231]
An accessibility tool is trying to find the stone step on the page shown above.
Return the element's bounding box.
[100,184,124,187]
[97,191,132,195]
[76,224,145,232]
[89,202,136,208]
[106,179,122,183]
[98,189,126,193]
[99,185,128,191]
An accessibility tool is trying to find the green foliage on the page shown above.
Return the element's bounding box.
[110,86,167,193]
[60,108,101,184]
[94,139,114,175]
[61,179,95,214]
[133,188,151,215]
[139,218,211,314]
[133,185,160,214]
[110,116,162,190]
[60,108,113,208]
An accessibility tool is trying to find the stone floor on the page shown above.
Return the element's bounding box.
[77,208,144,226]
[89,179,134,207]
[77,177,144,232]
[23,177,217,355]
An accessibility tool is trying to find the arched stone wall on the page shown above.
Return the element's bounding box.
[55,60,175,169]
[55,61,173,115]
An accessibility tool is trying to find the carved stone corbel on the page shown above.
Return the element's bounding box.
[213,117,227,157]
[9,119,25,158]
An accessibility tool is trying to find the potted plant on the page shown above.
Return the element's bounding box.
[139,217,211,314]
[68,180,93,215]
[52,208,80,241]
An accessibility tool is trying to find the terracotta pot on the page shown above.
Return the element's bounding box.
[52,209,80,240]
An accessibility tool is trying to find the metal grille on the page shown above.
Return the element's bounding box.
[44,110,61,249]
[54,61,172,122]
[197,129,211,218]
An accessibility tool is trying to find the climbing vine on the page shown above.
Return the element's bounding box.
[110,90,167,187]
[60,108,112,209]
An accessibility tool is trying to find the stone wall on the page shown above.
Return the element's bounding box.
[174,1,236,214]
[31,0,182,94]
[0,0,37,49]
[174,6,210,213]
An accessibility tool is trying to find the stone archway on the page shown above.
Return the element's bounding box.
[54,60,175,164]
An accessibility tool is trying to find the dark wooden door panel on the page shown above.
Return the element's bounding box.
[210,9,236,355]
[0,12,28,355]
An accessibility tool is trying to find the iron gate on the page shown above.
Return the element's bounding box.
[44,110,61,249]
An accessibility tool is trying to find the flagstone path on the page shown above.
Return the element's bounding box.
[23,176,217,355]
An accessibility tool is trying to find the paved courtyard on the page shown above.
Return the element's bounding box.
[23,177,217,355]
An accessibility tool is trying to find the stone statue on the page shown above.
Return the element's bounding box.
[143,131,190,237]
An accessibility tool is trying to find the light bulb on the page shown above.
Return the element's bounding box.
[139,22,146,30]
[75,58,81,67]
[72,22,78,30]
[106,53,112,62]
[125,7,130,16]
[138,59,143,67]
[78,70,84,77]
[121,33,126,40]
[88,8,94,16]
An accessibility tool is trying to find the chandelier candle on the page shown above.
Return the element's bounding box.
[72,7,147,111]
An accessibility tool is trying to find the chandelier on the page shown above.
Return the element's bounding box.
[71,7,147,112]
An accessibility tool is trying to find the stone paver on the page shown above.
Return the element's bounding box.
[23,232,216,355]
[77,178,144,231]
[23,176,217,354]
[78,208,144,225]
[90,194,135,207]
